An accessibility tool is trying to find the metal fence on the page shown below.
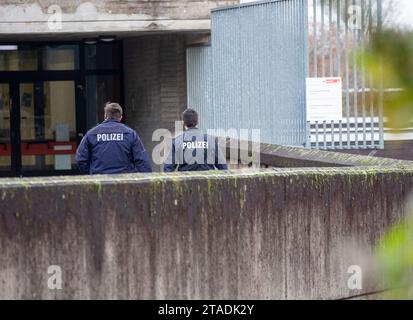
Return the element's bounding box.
[186,0,384,149]
[308,0,384,149]
[188,0,309,145]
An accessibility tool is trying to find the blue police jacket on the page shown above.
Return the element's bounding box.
[76,119,152,174]
[164,127,228,172]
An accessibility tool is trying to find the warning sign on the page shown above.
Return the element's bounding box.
[306,77,343,122]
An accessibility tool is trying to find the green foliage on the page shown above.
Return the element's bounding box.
[368,30,413,299]
[375,217,413,299]
[366,30,413,128]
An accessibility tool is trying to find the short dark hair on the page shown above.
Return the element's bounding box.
[182,108,198,128]
[104,102,123,120]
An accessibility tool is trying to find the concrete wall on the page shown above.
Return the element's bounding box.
[0,0,238,37]
[235,141,413,168]
[123,34,188,169]
[223,140,413,169]
[334,140,413,162]
[0,166,412,299]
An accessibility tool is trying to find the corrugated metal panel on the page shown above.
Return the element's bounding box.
[210,0,309,145]
[186,0,309,146]
[186,45,213,131]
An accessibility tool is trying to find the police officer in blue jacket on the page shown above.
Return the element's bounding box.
[76,102,152,174]
[164,108,228,172]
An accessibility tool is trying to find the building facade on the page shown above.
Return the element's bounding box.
[0,0,237,176]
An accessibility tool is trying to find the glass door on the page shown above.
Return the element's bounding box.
[0,41,123,176]
[0,83,11,175]
[19,81,78,174]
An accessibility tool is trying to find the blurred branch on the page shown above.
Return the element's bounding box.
[366,30,413,129]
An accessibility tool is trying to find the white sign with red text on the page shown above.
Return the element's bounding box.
[306,77,343,122]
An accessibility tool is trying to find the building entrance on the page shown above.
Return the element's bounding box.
[0,42,122,176]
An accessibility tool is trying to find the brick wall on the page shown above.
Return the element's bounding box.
[123,34,189,170]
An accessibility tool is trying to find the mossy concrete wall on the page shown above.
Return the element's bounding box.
[0,167,412,299]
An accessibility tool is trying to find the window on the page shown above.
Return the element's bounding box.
[85,43,121,70]
[43,45,79,70]
[0,46,37,71]
[85,42,122,130]
[0,44,80,71]
[86,75,121,129]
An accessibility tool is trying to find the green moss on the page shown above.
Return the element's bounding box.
[94,181,102,198]
[231,176,238,189]
[0,162,413,193]
[206,179,213,208]
[21,180,30,190]
[149,179,163,217]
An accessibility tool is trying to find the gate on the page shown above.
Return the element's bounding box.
[188,0,309,145]
[308,0,384,149]
[186,0,384,149]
